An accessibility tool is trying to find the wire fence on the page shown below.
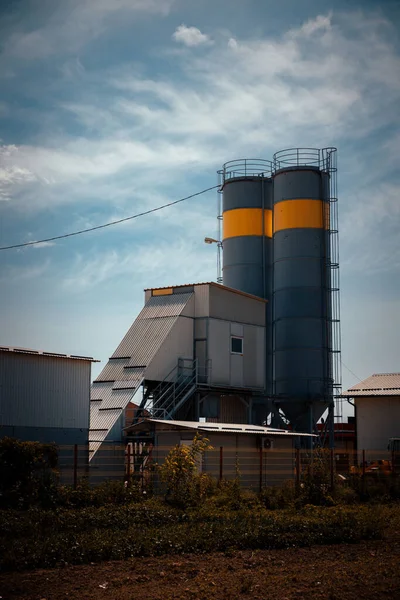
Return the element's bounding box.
[57,445,400,492]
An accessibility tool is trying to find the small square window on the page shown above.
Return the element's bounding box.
[231,336,243,354]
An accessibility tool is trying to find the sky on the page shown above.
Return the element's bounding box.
[1,0,400,418]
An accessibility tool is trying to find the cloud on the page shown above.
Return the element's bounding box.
[292,13,332,37]
[172,24,213,47]
[1,0,175,61]
[63,239,216,289]
[2,10,400,275]
[0,146,36,201]
[0,259,51,284]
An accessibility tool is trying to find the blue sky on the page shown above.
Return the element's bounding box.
[1,0,400,413]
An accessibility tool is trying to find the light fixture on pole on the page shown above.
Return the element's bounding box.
[204,237,223,283]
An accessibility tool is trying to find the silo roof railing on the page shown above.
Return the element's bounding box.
[273,147,337,172]
[219,158,274,184]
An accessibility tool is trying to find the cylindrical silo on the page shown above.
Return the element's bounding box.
[220,159,274,412]
[272,149,332,432]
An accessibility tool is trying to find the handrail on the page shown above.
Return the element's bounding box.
[151,358,198,418]
[219,158,273,185]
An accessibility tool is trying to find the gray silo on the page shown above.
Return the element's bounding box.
[220,159,274,418]
[272,149,335,433]
[220,149,340,438]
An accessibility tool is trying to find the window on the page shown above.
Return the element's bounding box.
[231,336,243,355]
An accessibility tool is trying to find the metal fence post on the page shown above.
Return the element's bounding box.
[295,448,300,494]
[392,449,396,477]
[259,447,263,492]
[126,444,131,483]
[330,448,335,492]
[73,444,78,490]
[219,447,223,482]
[362,449,366,495]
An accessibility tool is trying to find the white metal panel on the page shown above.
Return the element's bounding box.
[129,418,315,437]
[181,293,195,318]
[195,340,207,371]
[95,358,130,382]
[194,284,210,318]
[0,352,91,429]
[113,317,178,361]
[194,318,207,339]
[231,322,244,337]
[0,346,95,362]
[356,396,400,450]
[243,324,265,389]
[255,326,266,389]
[208,319,230,385]
[230,354,244,387]
[209,285,266,326]
[145,316,194,381]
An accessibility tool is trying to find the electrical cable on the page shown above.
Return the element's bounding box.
[0,184,220,251]
[341,360,362,382]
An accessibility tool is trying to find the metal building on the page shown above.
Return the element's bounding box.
[126,419,315,488]
[0,346,96,445]
[219,148,340,438]
[89,282,267,458]
[343,373,400,451]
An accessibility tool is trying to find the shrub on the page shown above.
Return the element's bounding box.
[0,503,390,571]
[260,481,296,510]
[296,449,335,507]
[56,479,143,508]
[158,434,213,508]
[0,437,58,509]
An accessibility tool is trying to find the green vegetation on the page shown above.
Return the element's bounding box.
[0,500,391,571]
[0,437,58,509]
[0,437,399,573]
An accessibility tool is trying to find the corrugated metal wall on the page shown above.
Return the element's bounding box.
[194,284,210,318]
[0,352,91,429]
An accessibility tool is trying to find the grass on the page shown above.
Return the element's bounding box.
[1,498,395,572]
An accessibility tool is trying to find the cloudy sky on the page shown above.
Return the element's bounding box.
[1,0,400,411]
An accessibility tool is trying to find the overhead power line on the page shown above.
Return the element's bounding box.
[341,360,362,382]
[0,184,219,251]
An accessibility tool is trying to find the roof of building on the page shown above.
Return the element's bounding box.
[89,292,194,458]
[126,418,316,437]
[342,373,400,397]
[0,346,98,362]
[145,281,268,303]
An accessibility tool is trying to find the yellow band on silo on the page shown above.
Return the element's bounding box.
[223,208,273,240]
[274,199,329,232]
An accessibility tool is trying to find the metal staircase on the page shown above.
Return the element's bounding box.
[136,358,198,421]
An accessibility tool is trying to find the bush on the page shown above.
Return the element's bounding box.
[260,481,296,510]
[346,473,400,503]
[296,449,335,507]
[0,437,58,509]
[159,434,213,508]
[0,502,390,571]
[56,479,143,508]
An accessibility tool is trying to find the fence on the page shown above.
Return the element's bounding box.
[57,445,400,492]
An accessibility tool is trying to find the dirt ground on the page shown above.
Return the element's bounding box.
[1,538,399,600]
